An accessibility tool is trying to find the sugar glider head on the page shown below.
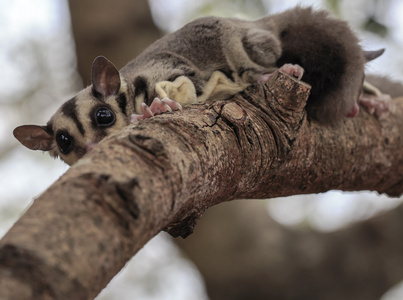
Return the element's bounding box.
[13,56,131,165]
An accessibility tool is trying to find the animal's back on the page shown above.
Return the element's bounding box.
[122,17,233,77]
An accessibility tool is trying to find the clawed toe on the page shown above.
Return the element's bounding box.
[359,93,392,118]
[161,97,183,110]
[150,98,171,115]
[131,97,183,123]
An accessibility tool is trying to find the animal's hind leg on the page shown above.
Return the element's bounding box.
[222,27,281,86]
[242,28,281,69]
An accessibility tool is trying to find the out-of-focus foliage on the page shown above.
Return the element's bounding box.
[363,16,389,37]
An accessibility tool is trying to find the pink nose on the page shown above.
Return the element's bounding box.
[86,143,98,153]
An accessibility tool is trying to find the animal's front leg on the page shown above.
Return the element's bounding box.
[130,97,182,122]
[155,76,197,105]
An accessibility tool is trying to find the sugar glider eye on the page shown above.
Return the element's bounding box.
[95,107,115,127]
[56,131,73,154]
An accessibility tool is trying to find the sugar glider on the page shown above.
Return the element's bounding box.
[14,6,385,165]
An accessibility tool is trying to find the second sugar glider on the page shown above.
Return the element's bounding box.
[14,6,384,165]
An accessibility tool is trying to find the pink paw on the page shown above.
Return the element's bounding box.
[131,97,182,122]
[359,93,392,119]
[279,64,305,80]
[258,64,305,84]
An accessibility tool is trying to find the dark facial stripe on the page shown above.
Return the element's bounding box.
[91,86,103,100]
[45,120,54,136]
[62,97,85,136]
[133,76,149,105]
[218,67,234,82]
[117,93,127,115]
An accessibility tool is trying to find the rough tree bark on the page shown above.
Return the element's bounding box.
[178,75,403,300]
[0,72,402,299]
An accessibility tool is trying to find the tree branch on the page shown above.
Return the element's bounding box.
[1,72,402,299]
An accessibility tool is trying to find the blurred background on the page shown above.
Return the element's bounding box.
[1,0,403,299]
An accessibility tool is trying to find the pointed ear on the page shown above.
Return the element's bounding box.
[364,48,385,62]
[91,56,121,99]
[13,125,53,151]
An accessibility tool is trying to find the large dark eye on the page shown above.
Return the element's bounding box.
[56,131,73,154]
[95,107,115,127]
